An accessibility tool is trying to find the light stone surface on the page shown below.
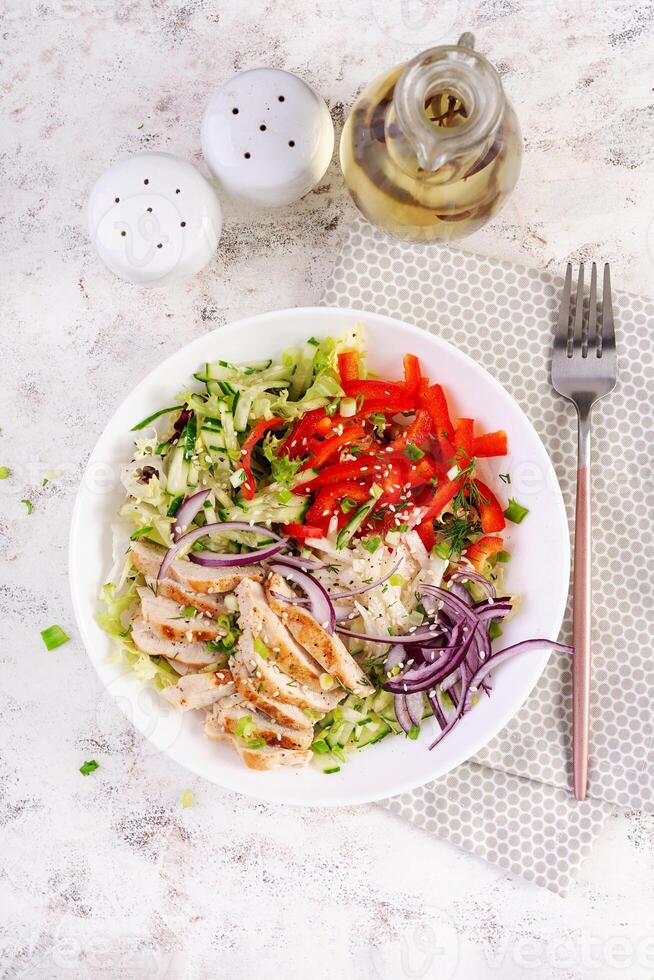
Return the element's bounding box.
[1,1,653,978]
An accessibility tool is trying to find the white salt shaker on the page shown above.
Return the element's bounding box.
[201,68,334,207]
[88,152,222,286]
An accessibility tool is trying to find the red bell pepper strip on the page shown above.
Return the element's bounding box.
[306,482,371,527]
[419,383,455,441]
[472,430,508,457]
[473,480,506,533]
[342,380,415,414]
[390,408,432,452]
[282,523,324,540]
[240,418,286,500]
[403,353,422,397]
[305,454,387,488]
[453,418,475,463]
[404,456,437,488]
[420,475,465,523]
[283,409,331,459]
[465,535,504,571]
[301,424,366,470]
[337,351,360,383]
[416,518,436,551]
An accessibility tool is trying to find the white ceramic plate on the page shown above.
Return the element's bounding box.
[69,306,570,806]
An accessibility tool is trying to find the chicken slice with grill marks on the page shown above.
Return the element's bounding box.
[129,539,262,597]
[265,573,373,697]
[205,694,313,751]
[130,540,227,615]
[207,731,313,771]
[161,670,235,710]
[131,617,218,668]
[137,587,226,643]
[229,656,313,731]
[235,578,325,689]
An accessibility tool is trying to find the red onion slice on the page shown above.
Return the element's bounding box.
[450,567,497,598]
[158,521,284,582]
[268,561,336,635]
[405,692,424,727]
[277,553,330,571]
[172,489,212,542]
[336,624,444,646]
[393,695,412,734]
[428,638,573,750]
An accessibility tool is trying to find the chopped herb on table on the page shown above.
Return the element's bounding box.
[79,760,99,776]
[40,625,70,651]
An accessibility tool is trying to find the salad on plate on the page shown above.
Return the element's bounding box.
[99,326,569,774]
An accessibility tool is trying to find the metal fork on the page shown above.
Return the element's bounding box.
[551,262,617,801]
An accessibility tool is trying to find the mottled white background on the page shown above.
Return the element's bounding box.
[2,0,654,977]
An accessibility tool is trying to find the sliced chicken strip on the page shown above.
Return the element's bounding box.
[205,695,313,751]
[265,575,373,697]
[234,634,342,715]
[230,737,312,771]
[130,541,227,615]
[235,578,324,688]
[230,656,313,731]
[138,587,225,643]
[161,670,235,710]
[130,538,262,597]
[131,618,217,668]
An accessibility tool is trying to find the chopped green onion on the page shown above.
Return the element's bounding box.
[21,499,33,515]
[370,483,383,499]
[0,466,11,479]
[433,541,451,560]
[276,488,293,504]
[243,737,266,749]
[40,625,70,651]
[312,739,330,754]
[253,636,271,659]
[42,478,49,487]
[323,766,341,774]
[488,622,503,640]
[363,537,381,554]
[180,605,197,619]
[397,522,409,532]
[229,469,247,488]
[180,788,194,808]
[79,760,99,776]
[130,405,185,432]
[129,526,153,541]
[404,443,425,462]
[503,498,529,524]
[166,495,184,517]
[340,497,357,514]
[407,724,420,740]
[319,673,335,691]
[499,473,511,484]
[389,573,404,587]
[339,396,357,418]
[496,550,511,563]
[234,715,255,738]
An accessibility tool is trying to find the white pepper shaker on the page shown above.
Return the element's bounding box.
[88,152,222,286]
[201,68,334,207]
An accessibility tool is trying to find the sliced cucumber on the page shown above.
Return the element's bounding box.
[289,341,316,400]
[166,445,189,495]
[200,427,226,451]
[336,498,375,549]
[219,403,240,461]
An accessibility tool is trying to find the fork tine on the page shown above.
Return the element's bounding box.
[600,263,615,361]
[554,262,573,356]
[585,262,597,358]
[572,263,584,355]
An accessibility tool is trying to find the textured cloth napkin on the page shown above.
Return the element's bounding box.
[322,216,654,894]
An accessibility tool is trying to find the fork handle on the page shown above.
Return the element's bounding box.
[573,410,592,800]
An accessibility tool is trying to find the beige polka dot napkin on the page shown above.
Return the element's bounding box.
[322,216,654,894]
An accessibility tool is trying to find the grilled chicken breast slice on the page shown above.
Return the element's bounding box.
[235,578,325,688]
[137,587,226,643]
[265,575,373,697]
[205,695,313,751]
[130,539,262,596]
[161,670,235,710]
[130,541,227,614]
[131,618,217,668]
[230,656,313,730]
[230,738,313,771]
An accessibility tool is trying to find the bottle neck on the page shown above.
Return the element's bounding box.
[392,40,505,176]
